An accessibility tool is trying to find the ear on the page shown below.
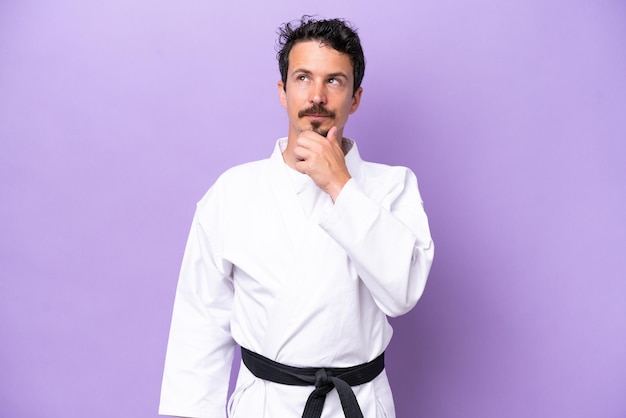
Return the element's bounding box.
[278,81,287,109]
[349,87,363,114]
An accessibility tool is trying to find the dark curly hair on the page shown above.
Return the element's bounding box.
[276,16,366,96]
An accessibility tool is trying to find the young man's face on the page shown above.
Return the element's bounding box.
[278,40,363,142]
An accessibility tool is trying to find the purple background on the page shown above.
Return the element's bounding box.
[1,1,625,417]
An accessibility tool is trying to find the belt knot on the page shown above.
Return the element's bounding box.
[314,368,331,389]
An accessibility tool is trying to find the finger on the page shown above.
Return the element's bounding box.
[296,134,313,149]
[299,130,325,144]
[293,145,312,162]
[294,158,310,174]
[326,126,338,143]
[296,134,325,154]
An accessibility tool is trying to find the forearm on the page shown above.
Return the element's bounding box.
[319,175,434,316]
[160,200,236,417]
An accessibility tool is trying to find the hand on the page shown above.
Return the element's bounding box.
[294,126,351,202]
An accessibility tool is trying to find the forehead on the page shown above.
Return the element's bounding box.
[288,40,353,77]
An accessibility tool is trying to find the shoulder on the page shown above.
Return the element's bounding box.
[351,158,421,206]
[357,160,417,188]
[196,158,271,209]
[218,158,271,184]
[359,160,413,177]
[347,141,416,186]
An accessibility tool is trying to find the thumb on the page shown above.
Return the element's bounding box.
[326,126,339,142]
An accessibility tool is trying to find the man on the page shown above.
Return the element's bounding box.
[159,16,434,418]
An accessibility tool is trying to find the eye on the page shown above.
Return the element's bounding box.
[297,74,309,81]
[328,78,339,84]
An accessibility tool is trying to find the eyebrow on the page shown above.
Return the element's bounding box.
[291,69,349,80]
[327,72,349,80]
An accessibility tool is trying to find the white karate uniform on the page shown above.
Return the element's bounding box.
[159,138,434,418]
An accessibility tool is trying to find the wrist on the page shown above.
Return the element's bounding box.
[328,176,351,202]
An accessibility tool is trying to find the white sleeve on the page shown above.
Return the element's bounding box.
[318,169,434,317]
[159,183,235,418]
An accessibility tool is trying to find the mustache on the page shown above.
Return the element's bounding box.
[298,104,335,119]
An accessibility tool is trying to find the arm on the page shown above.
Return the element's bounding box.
[318,169,434,317]
[159,183,236,418]
[292,128,434,316]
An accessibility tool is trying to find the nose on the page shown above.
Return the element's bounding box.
[310,80,327,105]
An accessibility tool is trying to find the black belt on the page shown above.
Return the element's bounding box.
[241,347,385,418]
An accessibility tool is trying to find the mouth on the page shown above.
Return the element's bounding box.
[303,114,331,121]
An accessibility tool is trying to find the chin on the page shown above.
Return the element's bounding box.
[310,121,330,137]
[314,128,330,137]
